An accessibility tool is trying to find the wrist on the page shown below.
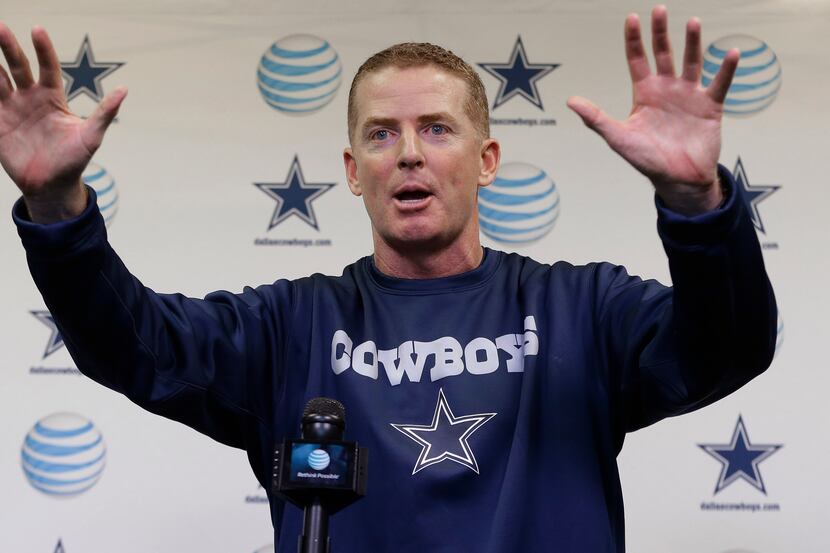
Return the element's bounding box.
[23,179,89,224]
[655,176,724,217]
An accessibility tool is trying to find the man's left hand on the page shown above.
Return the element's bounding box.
[568,5,739,216]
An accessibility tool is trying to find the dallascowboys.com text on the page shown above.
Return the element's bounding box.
[29,367,81,375]
[489,116,556,126]
[254,238,332,247]
[700,501,781,512]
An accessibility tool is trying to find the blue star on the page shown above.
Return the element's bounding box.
[478,36,559,110]
[699,415,782,495]
[733,157,780,235]
[60,35,124,102]
[54,540,65,553]
[392,388,496,475]
[31,310,64,359]
[254,156,335,231]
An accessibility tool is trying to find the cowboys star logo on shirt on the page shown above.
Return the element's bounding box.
[392,388,496,475]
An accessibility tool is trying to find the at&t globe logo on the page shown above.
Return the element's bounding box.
[774,309,784,359]
[256,35,342,115]
[308,448,331,470]
[82,162,119,227]
[478,162,560,244]
[21,412,106,497]
[703,35,781,116]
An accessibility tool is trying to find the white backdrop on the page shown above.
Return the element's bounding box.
[1,1,828,552]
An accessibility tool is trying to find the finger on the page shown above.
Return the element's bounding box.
[31,26,62,89]
[567,96,624,144]
[681,17,702,82]
[706,48,739,104]
[0,63,12,100]
[651,5,675,77]
[81,85,127,152]
[0,23,35,89]
[624,14,651,83]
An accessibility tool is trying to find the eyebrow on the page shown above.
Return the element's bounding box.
[360,112,460,135]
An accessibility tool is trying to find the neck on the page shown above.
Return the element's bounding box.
[372,232,484,279]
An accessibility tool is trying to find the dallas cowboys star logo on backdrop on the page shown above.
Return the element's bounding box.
[60,35,124,103]
[477,36,559,110]
[733,157,780,235]
[698,415,782,495]
[391,388,496,475]
[54,539,65,553]
[31,310,64,359]
[254,155,335,231]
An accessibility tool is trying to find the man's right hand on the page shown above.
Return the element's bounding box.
[0,24,126,223]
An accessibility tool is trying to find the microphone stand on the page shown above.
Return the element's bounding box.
[299,495,330,553]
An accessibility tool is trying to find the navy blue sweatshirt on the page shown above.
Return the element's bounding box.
[14,167,776,552]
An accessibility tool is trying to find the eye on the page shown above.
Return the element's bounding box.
[370,129,389,141]
[429,124,447,135]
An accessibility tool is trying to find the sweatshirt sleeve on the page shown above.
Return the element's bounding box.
[594,166,777,436]
[13,188,292,449]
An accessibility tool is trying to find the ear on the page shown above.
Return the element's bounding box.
[478,138,501,188]
[343,147,362,196]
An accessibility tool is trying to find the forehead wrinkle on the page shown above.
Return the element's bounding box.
[354,66,468,128]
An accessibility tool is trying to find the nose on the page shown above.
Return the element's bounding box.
[396,127,425,170]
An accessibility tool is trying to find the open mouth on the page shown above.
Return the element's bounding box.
[395,190,432,203]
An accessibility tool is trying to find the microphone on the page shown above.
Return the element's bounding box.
[302,397,346,441]
[273,397,368,553]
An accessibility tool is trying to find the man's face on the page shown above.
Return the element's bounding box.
[344,65,499,253]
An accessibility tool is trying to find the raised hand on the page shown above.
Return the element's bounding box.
[567,5,739,216]
[0,24,126,222]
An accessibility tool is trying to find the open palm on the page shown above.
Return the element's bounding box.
[0,24,125,217]
[568,6,739,214]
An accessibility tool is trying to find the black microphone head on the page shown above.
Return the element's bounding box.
[303,397,345,421]
[301,397,346,441]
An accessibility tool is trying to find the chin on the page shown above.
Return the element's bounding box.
[383,225,452,252]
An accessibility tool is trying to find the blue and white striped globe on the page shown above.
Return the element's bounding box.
[478,162,560,244]
[21,412,106,497]
[774,309,784,358]
[83,162,118,227]
[257,35,342,115]
[703,35,781,117]
[308,449,331,471]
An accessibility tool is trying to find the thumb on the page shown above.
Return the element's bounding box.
[566,95,620,142]
[81,85,128,152]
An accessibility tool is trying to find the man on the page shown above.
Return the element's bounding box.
[1,6,775,552]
